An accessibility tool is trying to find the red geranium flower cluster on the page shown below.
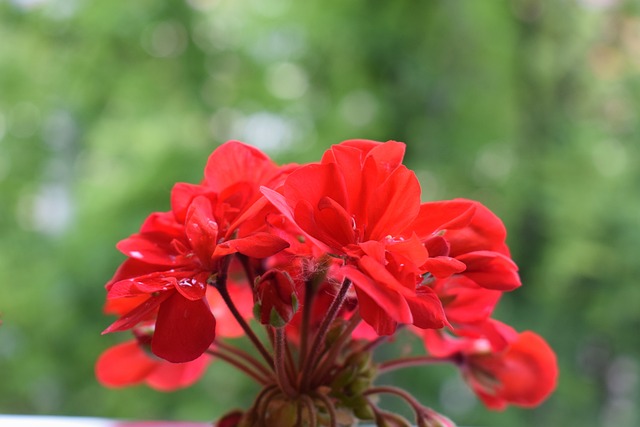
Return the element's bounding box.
[97,140,558,427]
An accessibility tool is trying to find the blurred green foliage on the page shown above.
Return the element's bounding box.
[1,0,639,426]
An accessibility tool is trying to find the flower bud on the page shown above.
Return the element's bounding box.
[418,408,457,427]
[216,410,244,427]
[253,269,299,328]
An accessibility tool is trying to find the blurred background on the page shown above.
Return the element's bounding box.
[1,0,639,426]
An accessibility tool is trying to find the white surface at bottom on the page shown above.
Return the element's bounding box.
[0,415,210,427]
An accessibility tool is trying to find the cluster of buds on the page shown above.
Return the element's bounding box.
[96,140,558,426]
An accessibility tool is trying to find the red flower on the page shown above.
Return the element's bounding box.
[422,321,558,410]
[102,142,289,363]
[263,140,448,335]
[95,339,211,391]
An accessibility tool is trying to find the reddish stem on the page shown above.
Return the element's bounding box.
[214,256,274,368]
[297,277,317,373]
[274,327,297,397]
[377,355,455,374]
[301,278,352,391]
[311,311,362,386]
[364,385,428,424]
[214,340,273,380]
[300,394,318,427]
[206,349,272,385]
[312,391,338,427]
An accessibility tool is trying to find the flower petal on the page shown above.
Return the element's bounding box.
[404,286,448,330]
[185,196,219,266]
[152,293,216,363]
[203,141,280,193]
[423,256,467,279]
[456,251,521,291]
[146,353,212,391]
[365,165,421,240]
[116,234,182,267]
[171,182,213,224]
[222,232,290,258]
[102,291,172,334]
[95,340,157,388]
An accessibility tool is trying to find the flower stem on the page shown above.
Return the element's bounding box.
[364,385,427,423]
[301,278,352,391]
[312,391,338,427]
[237,253,257,285]
[214,340,273,380]
[206,349,272,385]
[300,394,318,427]
[365,398,412,427]
[248,384,280,423]
[377,355,454,374]
[311,311,362,386]
[274,327,297,397]
[297,277,317,373]
[214,256,274,368]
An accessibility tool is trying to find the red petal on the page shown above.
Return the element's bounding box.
[95,340,157,388]
[104,294,149,316]
[284,163,349,212]
[106,258,165,290]
[321,144,366,210]
[366,140,406,171]
[423,256,467,279]
[172,273,208,301]
[203,141,280,192]
[444,200,510,256]
[421,329,464,358]
[146,353,211,391]
[410,200,477,239]
[116,234,182,267]
[107,278,165,299]
[102,292,172,334]
[293,200,345,253]
[152,294,216,363]
[343,259,413,325]
[365,165,421,240]
[433,276,501,325]
[315,196,356,248]
[171,183,213,224]
[472,331,558,409]
[386,233,429,267]
[353,286,398,336]
[107,270,194,298]
[457,251,521,291]
[185,196,219,266]
[225,195,272,238]
[140,211,184,236]
[404,286,448,330]
[222,232,290,258]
